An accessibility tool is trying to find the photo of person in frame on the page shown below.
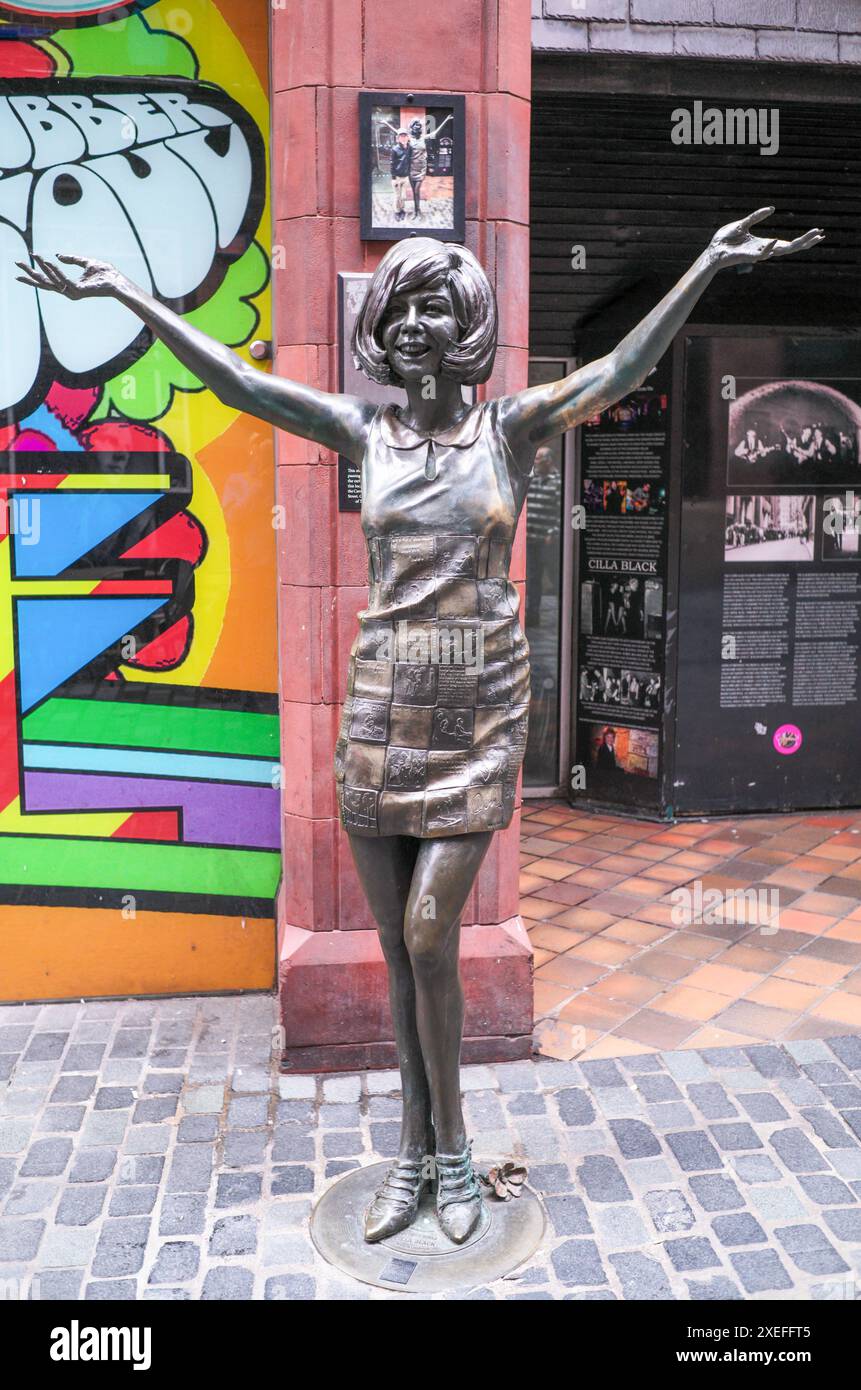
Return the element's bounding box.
[366,101,459,234]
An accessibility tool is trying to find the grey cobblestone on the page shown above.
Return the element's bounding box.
[123,1126,170,1155]
[594,1203,649,1248]
[551,1238,607,1286]
[148,1241,199,1284]
[178,1115,219,1144]
[801,1107,856,1149]
[626,1157,674,1189]
[223,1133,268,1168]
[687,1083,737,1120]
[56,1186,107,1226]
[608,1118,661,1158]
[749,1186,808,1222]
[69,1148,117,1184]
[711,1212,767,1246]
[828,1037,861,1070]
[556,1088,595,1127]
[580,1060,625,1089]
[108,1186,158,1218]
[662,1051,711,1083]
[610,1250,674,1300]
[730,1249,793,1293]
[215,1173,261,1207]
[227,1097,268,1129]
[0,1218,44,1260]
[636,1073,683,1103]
[730,1153,781,1183]
[685,1274,743,1300]
[577,1155,632,1203]
[646,1189,695,1234]
[823,1207,861,1242]
[20,1137,71,1177]
[1,997,859,1300]
[798,1174,857,1205]
[593,1087,641,1118]
[265,1273,315,1300]
[159,1195,206,1237]
[202,1266,253,1300]
[770,1127,829,1172]
[319,1103,361,1129]
[666,1131,723,1172]
[780,1080,822,1107]
[545,1194,591,1236]
[663,1236,720,1272]
[737,1092,789,1122]
[710,1122,763,1152]
[166,1147,213,1194]
[210,1214,257,1257]
[80,1112,127,1146]
[689,1174,744,1211]
[6,1181,58,1215]
[648,1102,695,1130]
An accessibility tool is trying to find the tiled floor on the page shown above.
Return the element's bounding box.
[520,802,861,1062]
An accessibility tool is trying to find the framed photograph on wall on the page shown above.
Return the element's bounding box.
[359,91,466,242]
[337,272,475,511]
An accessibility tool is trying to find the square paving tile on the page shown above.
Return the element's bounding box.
[614,1010,699,1050]
[627,951,698,984]
[711,1002,798,1040]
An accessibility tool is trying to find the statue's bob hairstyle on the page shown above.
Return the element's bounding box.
[351,238,497,387]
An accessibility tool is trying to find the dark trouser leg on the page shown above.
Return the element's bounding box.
[403,831,493,1154]
[525,548,540,626]
[411,175,423,215]
[347,832,432,1161]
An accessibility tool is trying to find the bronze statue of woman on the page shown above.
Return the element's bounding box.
[18,205,822,1247]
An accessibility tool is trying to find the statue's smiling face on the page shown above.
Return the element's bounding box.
[380,282,459,382]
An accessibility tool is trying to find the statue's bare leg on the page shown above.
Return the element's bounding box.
[404,831,493,1156]
[403,830,493,1242]
[347,832,432,1162]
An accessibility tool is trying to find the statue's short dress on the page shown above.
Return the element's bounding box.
[334,399,531,839]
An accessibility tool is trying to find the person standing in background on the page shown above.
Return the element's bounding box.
[389,129,412,223]
[525,445,561,627]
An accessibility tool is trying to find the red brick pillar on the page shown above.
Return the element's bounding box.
[272,0,534,1072]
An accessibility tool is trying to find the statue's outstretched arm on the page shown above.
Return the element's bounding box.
[15,254,376,463]
[499,208,824,452]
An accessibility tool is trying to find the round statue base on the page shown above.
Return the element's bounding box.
[310,1160,545,1294]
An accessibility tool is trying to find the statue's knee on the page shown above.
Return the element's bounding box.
[376,918,407,961]
[404,916,444,973]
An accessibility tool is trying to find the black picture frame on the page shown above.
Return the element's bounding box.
[359,91,466,243]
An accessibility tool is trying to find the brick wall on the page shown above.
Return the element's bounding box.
[272,0,535,1071]
[533,0,861,64]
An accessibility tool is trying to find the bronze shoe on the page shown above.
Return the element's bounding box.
[363,1158,426,1244]
[435,1145,483,1245]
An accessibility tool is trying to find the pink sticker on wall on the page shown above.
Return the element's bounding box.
[773,724,803,756]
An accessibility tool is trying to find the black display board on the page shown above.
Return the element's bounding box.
[572,353,672,812]
[672,330,861,815]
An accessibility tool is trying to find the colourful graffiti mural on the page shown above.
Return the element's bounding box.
[0,1,279,998]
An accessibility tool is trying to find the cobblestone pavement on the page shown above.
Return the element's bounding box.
[2,994,861,1300]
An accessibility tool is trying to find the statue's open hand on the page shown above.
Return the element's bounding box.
[709,207,824,268]
[15,253,122,300]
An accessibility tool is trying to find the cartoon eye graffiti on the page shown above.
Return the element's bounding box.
[0,79,265,417]
[0,2,159,27]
